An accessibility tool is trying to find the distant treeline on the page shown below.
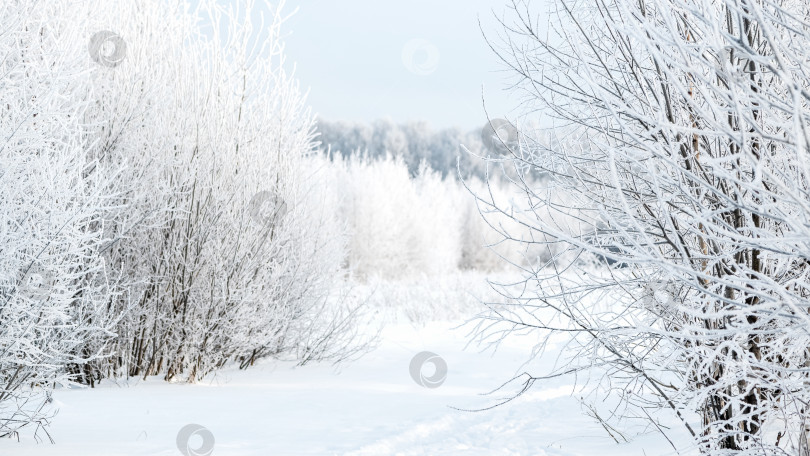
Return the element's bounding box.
[315,118,495,178]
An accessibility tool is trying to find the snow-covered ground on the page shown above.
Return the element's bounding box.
[4,310,690,456]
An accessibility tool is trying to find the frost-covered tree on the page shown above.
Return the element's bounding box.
[0,0,116,438]
[478,0,810,453]
[329,154,463,278]
[0,0,373,438]
[316,151,540,278]
[72,0,362,383]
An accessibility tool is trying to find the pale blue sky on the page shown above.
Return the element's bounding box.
[282,0,520,129]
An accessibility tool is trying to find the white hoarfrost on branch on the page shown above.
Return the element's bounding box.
[0,0,373,437]
[78,0,370,383]
[0,1,117,440]
[475,0,810,454]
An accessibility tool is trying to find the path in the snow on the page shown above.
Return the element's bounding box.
[4,320,689,455]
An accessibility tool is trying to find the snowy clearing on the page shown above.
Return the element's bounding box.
[4,317,689,455]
